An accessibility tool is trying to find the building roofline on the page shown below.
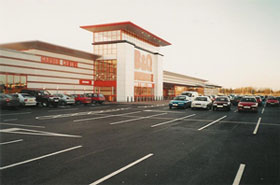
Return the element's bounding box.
[163,70,208,82]
[80,21,171,47]
[0,40,100,61]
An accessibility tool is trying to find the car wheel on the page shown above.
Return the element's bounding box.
[42,101,49,107]
[61,101,66,106]
[76,101,81,105]
[169,106,172,109]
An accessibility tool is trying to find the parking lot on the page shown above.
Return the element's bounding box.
[0,102,279,185]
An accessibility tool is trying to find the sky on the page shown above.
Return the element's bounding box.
[0,0,279,90]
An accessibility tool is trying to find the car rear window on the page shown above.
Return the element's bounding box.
[215,97,228,101]
[174,96,186,100]
[241,98,256,102]
[195,97,207,101]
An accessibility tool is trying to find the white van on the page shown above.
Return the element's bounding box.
[181,91,199,101]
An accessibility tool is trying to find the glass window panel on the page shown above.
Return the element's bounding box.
[7,75,13,84]
[0,74,6,84]
[14,75,20,84]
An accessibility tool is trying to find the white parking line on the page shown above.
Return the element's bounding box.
[0,145,82,170]
[144,110,186,114]
[48,108,79,112]
[110,113,167,125]
[253,117,262,135]
[151,114,196,128]
[0,128,81,138]
[232,164,246,185]
[1,112,31,116]
[36,109,130,120]
[198,115,227,131]
[0,122,45,128]
[89,153,153,185]
[73,111,142,122]
[3,118,18,122]
[0,139,23,145]
[261,108,265,114]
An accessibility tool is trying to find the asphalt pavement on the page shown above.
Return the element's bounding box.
[0,102,279,185]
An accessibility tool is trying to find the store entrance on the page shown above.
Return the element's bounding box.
[93,60,117,102]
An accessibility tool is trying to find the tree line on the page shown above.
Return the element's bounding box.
[219,87,280,96]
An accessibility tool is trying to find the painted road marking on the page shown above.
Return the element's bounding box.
[110,113,167,125]
[1,112,32,116]
[0,128,81,138]
[48,108,79,112]
[36,108,131,120]
[198,115,227,131]
[0,145,82,170]
[151,114,196,128]
[232,164,246,185]
[253,117,262,135]
[0,139,23,145]
[89,153,153,185]
[144,110,186,114]
[3,118,18,122]
[234,109,238,112]
[261,108,265,114]
[74,111,142,122]
[0,122,45,128]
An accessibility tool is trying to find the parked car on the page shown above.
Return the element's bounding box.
[71,94,92,105]
[231,95,242,106]
[169,95,191,109]
[212,96,231,111]
[0,93,21,108]
[238,96,258,112]
[181,91,199,101]
[266,96,279,107]
[85,93,105,104]
[12,93,37,106]
[191,96,212,110]
[54,94,75,106]
[20,89,60,107]
[276,97,280,103]
[255,96,263,106]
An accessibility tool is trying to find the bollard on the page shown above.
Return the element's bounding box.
[127,96,129,102]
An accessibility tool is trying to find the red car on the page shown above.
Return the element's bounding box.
[266,97,279,107]
[71,94,91,105]
[255,96,263,106]
[238,96,258,112]
[85,93,105,104]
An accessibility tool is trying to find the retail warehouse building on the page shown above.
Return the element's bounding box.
[0,22,220,102]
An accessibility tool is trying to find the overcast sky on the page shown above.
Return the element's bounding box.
[1,0,279,90]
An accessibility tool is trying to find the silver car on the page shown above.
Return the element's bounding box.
[54,94,75,106]
[12,93,37,106]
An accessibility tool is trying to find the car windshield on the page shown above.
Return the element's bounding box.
[241,98,256,102]
[215,97,228,101]
[181,92,192,97]
[22,94,33,97]
[195,97,207,101]
[41,91,51,95]
[5,94,13,98]
[174,96,186,100]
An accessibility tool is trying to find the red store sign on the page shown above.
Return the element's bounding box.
[79,79,92,85]
[41,56,78,68]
